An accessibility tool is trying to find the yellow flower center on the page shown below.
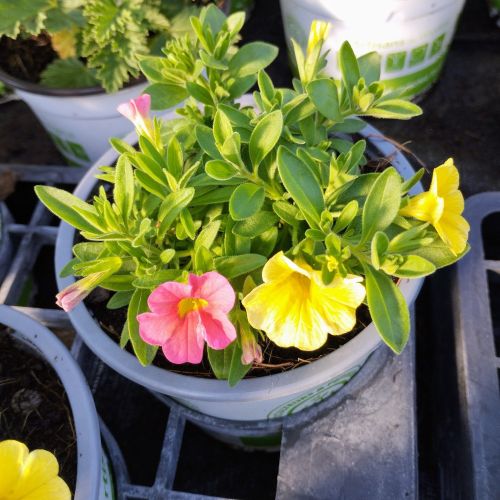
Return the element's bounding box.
[178,297,208,318]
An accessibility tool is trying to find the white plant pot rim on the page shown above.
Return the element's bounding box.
[0,306,102,500]
[55,106,424,404]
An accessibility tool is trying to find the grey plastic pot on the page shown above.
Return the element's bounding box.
[0,202,13,283]
[0,306,113,500]
[55,106,424,422]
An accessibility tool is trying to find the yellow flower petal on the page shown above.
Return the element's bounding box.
[431,159,459,198]
[242,255,365,351]
[399,191,444,224]
[11,449,61,499]
[401,159,469,254]
[0,440,28,497]
[434,211,470,255]
[20,476,71,500]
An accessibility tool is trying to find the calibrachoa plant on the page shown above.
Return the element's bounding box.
[36,6,469,385]
[0,440,70,499]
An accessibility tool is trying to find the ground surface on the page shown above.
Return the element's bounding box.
[0,0,499,498]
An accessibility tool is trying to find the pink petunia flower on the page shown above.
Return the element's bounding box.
[137,272,237,364]
[117,94,153,139]
[56,272,107,312]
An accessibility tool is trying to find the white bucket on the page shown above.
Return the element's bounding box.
[0,69,147,168]
[54,104,424,422]
[280,0,466,98]
[0,306,113,500]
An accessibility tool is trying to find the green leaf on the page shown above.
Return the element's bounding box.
[229,183,265,221]
[357,51,381,85]
[249,110,283,168]
[196,125,222,160]
[144,83,188,110]
[411,240,470,269]
[214,254,267,279]
[166,136,184,179]
[73,242,104,261]
[186,81,214,106]
[361,167,402,244]
[40,58,99,89]
[365,99,422,119]
[205,160,239,180]
[107,290,133,310]
[35,185,100,233]
[213,109,233,146]
[208,340,250,384]
[277,146,324,227]
[272,200,302,226]
[401,168,425,194]
[364,264,410,354]
[157,188,195,240]
[128,289,158,366]
[338,41,360,105]
[370,231,389,269]
[114,155,134,220]
[195,219,222,251]
[228,41,278,77]
[132,270,182,289]
[232,211,279,238]
[306,79,342,122]
[191,186,235,206]
[388,255,436,278]
[0,0,50,37]
[334,199,359,232]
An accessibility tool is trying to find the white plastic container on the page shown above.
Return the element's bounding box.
[54,104,424,422]
[0,306,113,500]
[0,68,146,168]
[280,0,466,98]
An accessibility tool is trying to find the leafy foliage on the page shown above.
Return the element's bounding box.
[36,6,465,381]
[40,57,99,88]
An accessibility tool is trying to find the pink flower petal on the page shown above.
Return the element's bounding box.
[117,101,136,121]
[199,310,236,350]
[134,94,151,117]
[147,281,192,315]
[137,312,178,346]
[189,272,235,314]
[162,312,205,364]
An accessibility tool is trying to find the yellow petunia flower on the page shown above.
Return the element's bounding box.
[0,440,71,500]
[399,159,469,255]
[242,251,366,351]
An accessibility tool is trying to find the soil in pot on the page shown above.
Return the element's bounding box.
[84,289,372,378]
[0,328,77,491]
[0,34,57,83]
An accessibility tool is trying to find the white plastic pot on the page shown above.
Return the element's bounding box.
[55,107,424,422]
[0,202,13,282]
[0,69,147,168]
[280,0,466,98]
[0,306,114,500]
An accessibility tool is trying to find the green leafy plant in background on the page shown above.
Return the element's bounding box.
[0,0,248,92]
[36,6,469,385]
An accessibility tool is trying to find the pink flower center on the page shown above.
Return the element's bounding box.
[178,297,208,318]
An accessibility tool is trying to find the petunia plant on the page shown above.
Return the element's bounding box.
[36,6,470,385]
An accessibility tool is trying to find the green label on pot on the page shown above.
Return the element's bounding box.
[49,131,90,166]
[267,365,361,418]
[100,451,115,500]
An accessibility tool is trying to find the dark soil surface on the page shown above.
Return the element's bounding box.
[85,287,371,378]
[0,329,77,492]
[0,34,57,83]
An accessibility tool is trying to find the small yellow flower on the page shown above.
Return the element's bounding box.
[242,252,366,351]
[0,440,71,500]
[307,20,330,55]
[399,159,469,255]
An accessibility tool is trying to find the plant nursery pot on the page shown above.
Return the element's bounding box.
[279,0,466,99]
[0,202,13,282]
[0,306,114,500]
[55,102,424,423]
[0,68,147,168]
